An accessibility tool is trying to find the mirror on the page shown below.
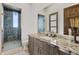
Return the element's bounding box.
[38,4,58,33]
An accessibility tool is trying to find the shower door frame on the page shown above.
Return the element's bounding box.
[2,4,22,43]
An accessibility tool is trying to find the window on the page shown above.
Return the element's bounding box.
[13,12,19,28]
[49,12,58,33]
[38,14,45,32]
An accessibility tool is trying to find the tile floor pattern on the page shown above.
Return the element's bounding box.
[3,40,22,51]
[1,40,29,55]
[1,47,29,55]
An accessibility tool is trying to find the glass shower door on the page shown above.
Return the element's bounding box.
[4,9,21,42]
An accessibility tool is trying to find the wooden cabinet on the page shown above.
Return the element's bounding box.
[64,4,79,18]
[28,36,60,55]
[33,38,39,55]
[50,44,59,55]
[28,36,34,55]
[33,38,50,55]
[42,41,50,55]
[38,40,44,55]
[28,36,72,55]
[64,4,79,36]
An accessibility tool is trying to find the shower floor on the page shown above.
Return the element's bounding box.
[3,40,22,51]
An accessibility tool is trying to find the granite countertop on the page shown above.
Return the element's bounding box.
[29,33,79,55]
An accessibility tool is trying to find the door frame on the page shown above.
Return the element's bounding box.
[2,4,22,49]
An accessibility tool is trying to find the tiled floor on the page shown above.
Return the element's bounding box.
[2,47,29,55]
[1,40,29,55]
[3,40,22,51]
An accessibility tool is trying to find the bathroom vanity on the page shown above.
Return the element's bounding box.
[28,33,79,55]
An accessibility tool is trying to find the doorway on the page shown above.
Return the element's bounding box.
[3,4,22,51]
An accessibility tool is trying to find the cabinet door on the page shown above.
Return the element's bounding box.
[39,48,44,55]
[28,36,34,55]
[38,40,44,55]
[50,44,59,55]
[64,4,79,36]
[33,38,39,55]
[43,41,50,55]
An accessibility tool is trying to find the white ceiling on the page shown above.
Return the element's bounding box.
[31,3,52,11]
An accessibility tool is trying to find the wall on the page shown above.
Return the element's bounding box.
[31,3,51,32]
[0,3,4,53]
[45,3,77,34]
[40,3,77,35]
[38,10,45,15]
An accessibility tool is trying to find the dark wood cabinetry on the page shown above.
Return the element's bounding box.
[64,4,79,36]
[64,4,79,18]
[28,36,59,55]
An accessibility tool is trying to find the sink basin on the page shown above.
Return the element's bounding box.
[40,36,52,40]
[39,36,52,43]
[40,36,57,45]
[50,39,57,45]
